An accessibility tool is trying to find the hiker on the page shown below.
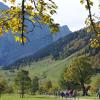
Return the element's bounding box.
[68,89,73,98]
[73,90,78,100]
[65,90,69,98]
[60,91,65,98]
[97,89,100,100]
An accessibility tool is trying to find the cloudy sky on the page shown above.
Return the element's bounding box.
[53,0,100,31]
[4,0,100,31]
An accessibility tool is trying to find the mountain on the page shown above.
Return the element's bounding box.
[0,2,71,67]
[3,28,100,69]
[1,31,100,82]
[53,25,71,41]
[0,2,9,10]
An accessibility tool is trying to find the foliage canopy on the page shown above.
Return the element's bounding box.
[0,0,59,44]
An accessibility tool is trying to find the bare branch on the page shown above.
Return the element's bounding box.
[25,11,42,29]
[24,18,35,33]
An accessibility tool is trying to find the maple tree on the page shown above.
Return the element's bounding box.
[0,0,59,44]
[63,55,94,96]
[80,0,100,48]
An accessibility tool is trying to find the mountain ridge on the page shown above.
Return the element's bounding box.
[0,2,71,67]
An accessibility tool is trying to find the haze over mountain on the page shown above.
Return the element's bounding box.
[0,2,71,66]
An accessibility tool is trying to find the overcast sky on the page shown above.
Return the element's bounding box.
[53,0,100,31]
[4,0,100,31]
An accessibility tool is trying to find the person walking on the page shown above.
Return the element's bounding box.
[61,91,65,98]
[73,90,77,100]
[97,89,100,100]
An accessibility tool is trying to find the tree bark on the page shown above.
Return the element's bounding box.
[80,82,88,96]
[21,0,25,44]
[0,92,1,98]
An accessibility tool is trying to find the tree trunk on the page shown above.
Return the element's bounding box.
[0,92,1,98]
[21,84,25,98]
[20,81,25,98]
[80,82,88,96]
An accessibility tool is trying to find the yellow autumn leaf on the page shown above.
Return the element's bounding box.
[14,36,27,43]
[19,37,27,43]
[15,36,20,42]
[9,0,16,3]
[97,33,100,37]
[0,27,3,36]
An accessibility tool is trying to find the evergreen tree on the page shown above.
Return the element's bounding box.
[31,76,39,94]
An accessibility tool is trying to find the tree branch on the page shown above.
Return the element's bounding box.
[21,0,25,45]
[33,0,39,11]
[86,0,98,34]
[24,18,35,33]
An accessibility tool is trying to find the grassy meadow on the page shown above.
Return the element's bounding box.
[0,55,75,83]
[0,53,99,100]
[0,94,98,100]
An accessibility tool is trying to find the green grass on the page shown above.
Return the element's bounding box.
[0,94,98,100]
[0,94,57,100]
[0,52,89,84]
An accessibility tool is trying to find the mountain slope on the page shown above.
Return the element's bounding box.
[3,28,99,68]
[0,25,100,83]
[0,2,9,10]
[0,55,75,83]
[0,2,71,67]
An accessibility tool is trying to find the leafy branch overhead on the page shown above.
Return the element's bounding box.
[80,0,100,48]
[0,0,100,48]
[0,0,59,44]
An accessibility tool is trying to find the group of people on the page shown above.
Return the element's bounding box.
[56,88,100,100]
[59,89,78,99]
